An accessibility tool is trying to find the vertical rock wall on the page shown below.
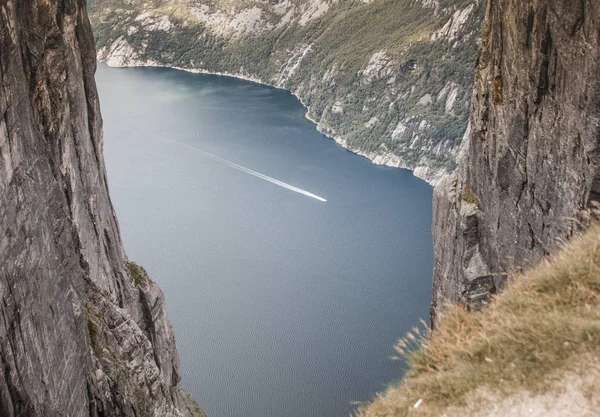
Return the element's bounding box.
[0,1,201,416]
[432,0,600,324]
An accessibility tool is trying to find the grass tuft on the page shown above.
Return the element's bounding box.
[125,260,148,287]
[183,391,208,417]
[88,318,102,357]
[462,185,482,210]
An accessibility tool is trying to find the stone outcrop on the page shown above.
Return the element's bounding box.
[0,1,202,416]
[432,0,600,325]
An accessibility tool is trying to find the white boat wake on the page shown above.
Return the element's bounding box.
[177,142,327,202]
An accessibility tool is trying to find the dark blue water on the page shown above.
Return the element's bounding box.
[96,64,433,417]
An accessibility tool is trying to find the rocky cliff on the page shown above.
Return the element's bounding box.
[431,0,600,324]
[89,0,485,184]
[354,3,600,413]
[0,1,203,416]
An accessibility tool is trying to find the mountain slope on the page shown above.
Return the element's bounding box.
[89,0,485,184]
[0,1,203,416]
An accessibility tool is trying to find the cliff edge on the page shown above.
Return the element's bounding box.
[432,0,600,324]
[0,1,202,416]
[355,4,600,412]
[357,216,600,417]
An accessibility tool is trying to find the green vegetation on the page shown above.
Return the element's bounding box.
[356,221,600,416]
[494,74,504,105]
[125,260,148,287]
[89,0,485,179]
[88,318,102,357]
[462,185,482,210]
[86,304,104,357]
[183,391,208,417]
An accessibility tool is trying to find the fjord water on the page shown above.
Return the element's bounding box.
[96,64,433,417]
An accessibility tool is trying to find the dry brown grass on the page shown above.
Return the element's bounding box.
[357,222,600,417]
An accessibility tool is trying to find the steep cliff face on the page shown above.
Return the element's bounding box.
[0,1,202,416]
[88,0,485,184]
[432,0,600,323]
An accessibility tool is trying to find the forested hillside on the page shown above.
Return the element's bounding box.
[90,0,485,183]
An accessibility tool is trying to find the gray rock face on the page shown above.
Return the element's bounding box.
[0,1,202,416]
[432,0,600,325]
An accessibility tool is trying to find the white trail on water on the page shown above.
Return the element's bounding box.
[177,141,327,202]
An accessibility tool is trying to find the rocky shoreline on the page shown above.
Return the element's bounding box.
[98,56,444,186]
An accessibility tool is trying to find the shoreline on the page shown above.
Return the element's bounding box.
[99,59,443,186]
